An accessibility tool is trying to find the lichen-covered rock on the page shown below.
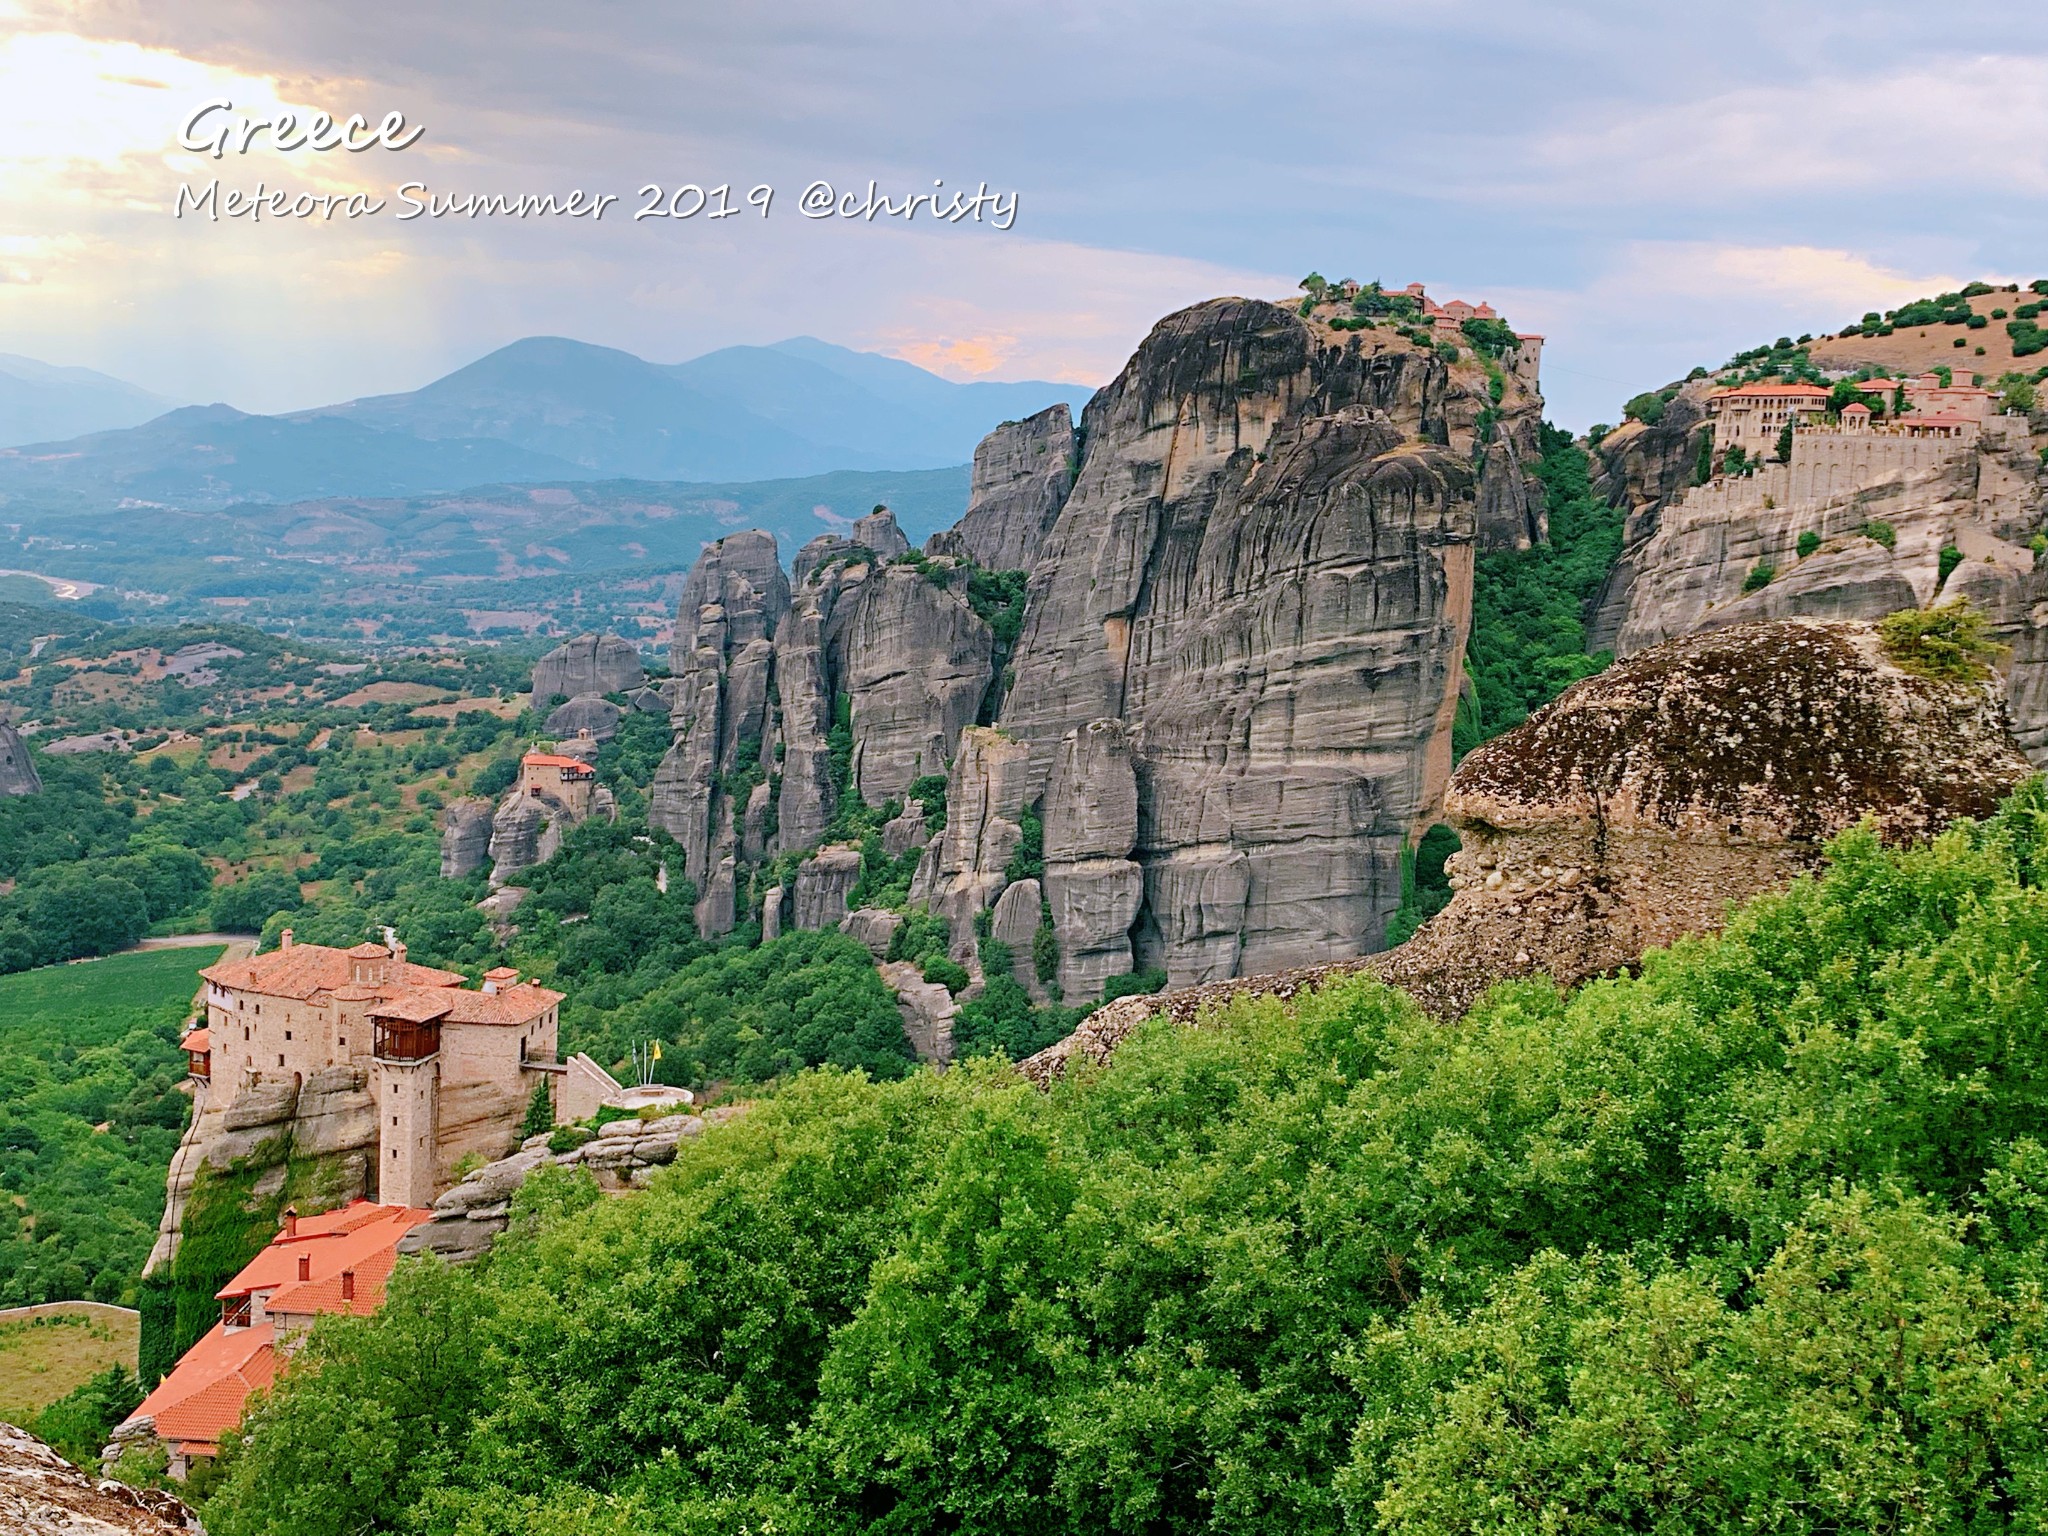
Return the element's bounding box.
[1022,618,2034,1080]
[0,723,41,797]
[544,693,622,742]
[792,845,863,930]
[941,403,1076,571]
[439,798,493,880]
[532,633,644,702]
[1374,618,2033,1016]
[292,1067,375,1158]
[0,1421,198,1534]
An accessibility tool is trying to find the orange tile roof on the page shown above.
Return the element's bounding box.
[522,752,596,772]
[369,992,455,1024]
[181,1027,210,1052]
[1716,381,1832,398]
[131,1323,277,1451]
[437,980,564,1025]
[218,1201,431,1300]
[202,942,467,1001]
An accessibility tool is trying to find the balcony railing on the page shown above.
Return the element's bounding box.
[373,1018,442,1061]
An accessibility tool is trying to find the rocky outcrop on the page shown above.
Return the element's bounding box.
[400,1109,740,1263]
[439,798,493,879]
[933,403,1076,571]
[909,727,1032,960]
[148,1061,373,1276]
[487,794,561,885]
[1584,384,1718,651]
[792,845,863,930]
[1373,618,2034,1015]
[841,564,994,802]
[988,876,1046,999]
[1602,413,2048,758]
[840,906,903,959]
[532,633,644,702]
[1041,720,1142,999]
[648,532,791,931]
[0,723,41,796]
[544,694,622,742]
[852,506,912,558]
[0,1422,199,1534]
[1021,618,2034,1081]
[878,960,955,1064]
[994,299,1497,988]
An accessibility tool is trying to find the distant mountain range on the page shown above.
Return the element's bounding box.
[0,353,180,448]
[0,337,1095,508]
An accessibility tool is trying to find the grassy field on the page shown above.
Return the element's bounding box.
[0,946,225,1015]
[0,1301,139,1422]
[0,945,225,1312]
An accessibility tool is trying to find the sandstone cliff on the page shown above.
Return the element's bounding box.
[531,633,644,702]
[0,1422,197,1534]
[928,403,1076,571]
[1021,618,2033,1081]
[988,297,1513,986]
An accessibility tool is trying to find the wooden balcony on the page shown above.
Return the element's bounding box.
[373,1017,442,1062]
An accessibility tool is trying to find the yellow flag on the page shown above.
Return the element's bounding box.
[652,1040,662,1061]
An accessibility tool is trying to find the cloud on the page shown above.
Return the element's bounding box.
[1505,54,2048,204]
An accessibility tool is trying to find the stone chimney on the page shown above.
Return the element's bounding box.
[280,928,294,950]
[281,1205,297,1237]
[296,1253,310,1281]
[340,1270,355,1302]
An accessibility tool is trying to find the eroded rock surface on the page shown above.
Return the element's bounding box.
[1022,619,2033,1081]
[532,633,644,702]
[936,403,1076,571]
[0,1422,198,1534]
[439,798,493,879]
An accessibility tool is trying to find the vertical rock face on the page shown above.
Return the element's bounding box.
[0,723,40,796]
[994,299,1490,986]
[1042,720,1143,999]
[842,564,994,803]
[938,403,1077,571]
[793,845,864,930]
[909,727,1033,958]
[532,633,645,702]
[439,798,494,879]
[852,506,912,559]
[989,876,1047,999]
[650,531,793,930]
[544,694,623,742]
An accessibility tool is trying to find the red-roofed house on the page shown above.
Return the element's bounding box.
[120,1201,432,1477]
[199,932,565,1206]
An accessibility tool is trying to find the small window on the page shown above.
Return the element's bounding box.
[277,1055,284,1067]
[284,1031,291,1041]
[338,1036,346,1047]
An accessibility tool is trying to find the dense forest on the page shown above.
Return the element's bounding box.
[194,785,2048,1534]
[0,948,224,1307]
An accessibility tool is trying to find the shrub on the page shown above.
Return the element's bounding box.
[1742,563,1774,593]
[920,955,971,995]
[1939,545,1965,585]
[1796,530,1821,559]
[1100,968,1169,1003]
[1862,520,1897,550]
[1878,599,2007,681]
[1623,390,1669,426]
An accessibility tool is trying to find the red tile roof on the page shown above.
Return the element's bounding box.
[181,1027,209,1052]
[1716,381,1832,399]
[522,752,596,773]
[130,1202,433,1453]
[130,1324,277,1451]
[202,942,467,1001]
[205,940,562,1026]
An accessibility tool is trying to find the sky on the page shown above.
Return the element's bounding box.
[1,0,2044,429]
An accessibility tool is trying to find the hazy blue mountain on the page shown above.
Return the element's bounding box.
[0,353,180,448]
[0,403,582,506]
[0,335,1094,508]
